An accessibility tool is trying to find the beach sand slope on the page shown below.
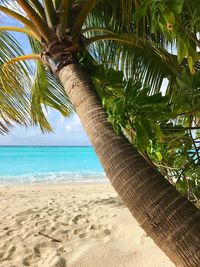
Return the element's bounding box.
[0,184,175,267]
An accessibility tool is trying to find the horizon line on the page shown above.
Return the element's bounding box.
[0,145,92,147]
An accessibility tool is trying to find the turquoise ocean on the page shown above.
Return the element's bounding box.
[0,146,106,185]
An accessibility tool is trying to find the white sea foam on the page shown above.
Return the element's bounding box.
[0,171,107,185]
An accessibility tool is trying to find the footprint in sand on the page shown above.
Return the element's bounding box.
[16,208,35,217]
[22,256,31,266]
[49,221,60,232]
[31,213,40,219]
[104,229,111,235]
[93,228,111,240]
[61,229,71,234]
[73,228,82,235]
[2,245,16,261]
[38,251,66,267]
[79,233,87,239]
[33,242,52,258]
[53,215,59,221]
[72,214,85,224]
[89,224,105,231]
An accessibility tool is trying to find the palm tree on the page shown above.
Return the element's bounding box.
[0,1,199,266]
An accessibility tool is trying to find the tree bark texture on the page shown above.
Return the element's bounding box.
[58,63,200,267]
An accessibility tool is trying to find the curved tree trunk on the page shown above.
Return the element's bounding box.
[58,63,200,267]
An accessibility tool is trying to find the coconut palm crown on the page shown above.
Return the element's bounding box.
[0,0,182,132]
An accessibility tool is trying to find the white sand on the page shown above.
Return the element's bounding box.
[0,183,175,267]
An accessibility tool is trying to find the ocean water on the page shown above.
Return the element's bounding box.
[0,146,106,185]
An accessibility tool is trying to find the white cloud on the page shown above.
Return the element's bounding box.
[65,114,83,133]
[0,112,91,146]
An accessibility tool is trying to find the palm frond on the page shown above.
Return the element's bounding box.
[53,0,61,10]
[15,0,52,41]
[60,0,72,30]
[28,37,73,132]
[42,0,58,28]
[72,0,97,43]
[29,0,46,20]
[85,34,180,94]
[0,26,40,40]
[30,61,73,132]
[0,0,25,14]
[0,31,73,134]
[5,53,41,64]
[0,31,31,133]
[0,5,40,38]
[83,1,181,94]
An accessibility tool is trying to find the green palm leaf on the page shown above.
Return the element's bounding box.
[28,37,73,132]
[0,30,73,134]
[0,31,31,134]
[84,17,180,93]
[83,0,190,94]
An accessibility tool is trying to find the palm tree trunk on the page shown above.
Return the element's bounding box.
[58,63,200,267]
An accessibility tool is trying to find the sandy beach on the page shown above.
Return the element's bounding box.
[0,183,175,267]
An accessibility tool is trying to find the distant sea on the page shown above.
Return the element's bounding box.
[0,146,106,185]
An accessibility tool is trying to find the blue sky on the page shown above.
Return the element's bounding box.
[0,11,91,146]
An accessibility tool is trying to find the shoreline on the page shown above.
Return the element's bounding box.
[0,183,175,267]
[0,180,109,187]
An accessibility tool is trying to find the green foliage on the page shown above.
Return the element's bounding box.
[0,32,73,133]
[29,37,73,132]
[136,0,200,74]
[0,31,31,134]
[78,52,200,204]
